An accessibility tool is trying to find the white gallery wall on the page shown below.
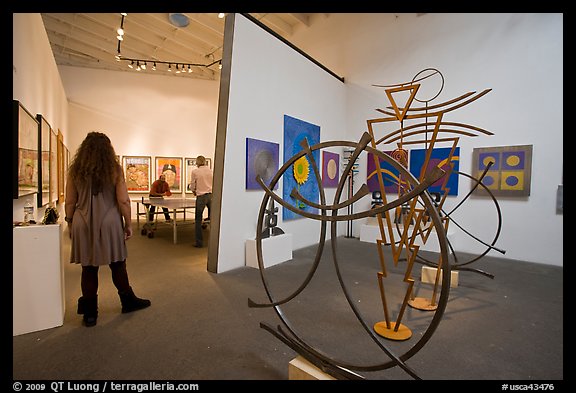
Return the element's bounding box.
[59,66,219,160]
[59,66,220,208]
[289,13,563,267]
[215,14,348,273]
[12,13,69,223]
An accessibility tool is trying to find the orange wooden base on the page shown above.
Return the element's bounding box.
[408,297,438,311]
[373,321,412,341]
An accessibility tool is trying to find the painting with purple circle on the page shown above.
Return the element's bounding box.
[322,151,339,188]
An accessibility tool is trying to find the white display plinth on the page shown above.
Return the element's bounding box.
[13,223,66,336]
[360,223,382,243]
[245,233,292,269]
[421,266,459,287]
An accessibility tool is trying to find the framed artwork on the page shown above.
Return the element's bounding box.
[13,100,39,199]
[322,150,339,188]
[49,127,58,203]
[65,146,70,197]
[185,157,212,193]
[155,156,183,193]
[123,156,151,193]
[57,130,65,203]
[36,114,52,207]
[283,115,320,221]
[246,138,279,190]
[409,146,460,196]
[367,151,403,195]
[471,144,533,197]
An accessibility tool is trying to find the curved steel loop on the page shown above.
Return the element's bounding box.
[257,164,444,224]
[290,183,371,210]
[250,135,452,379]
[411,166,504,271]
[372,68,440,89]
[249,134,374,308]
[411,67,444,103]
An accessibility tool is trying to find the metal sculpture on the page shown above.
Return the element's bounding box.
[248,69,503,379]
[369,68,505,317]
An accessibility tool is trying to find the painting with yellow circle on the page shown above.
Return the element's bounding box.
[471,145,532,197]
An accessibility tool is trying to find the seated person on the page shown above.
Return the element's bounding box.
[148,174,172,222]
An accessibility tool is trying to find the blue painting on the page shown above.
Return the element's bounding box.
[409,147,460,196]
[283,115,320,220]
[246,137,279,190]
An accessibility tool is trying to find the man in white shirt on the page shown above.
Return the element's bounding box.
[188,155,213,247]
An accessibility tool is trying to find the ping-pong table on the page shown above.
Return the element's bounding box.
[134,197,197,244]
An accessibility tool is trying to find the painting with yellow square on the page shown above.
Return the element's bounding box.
[471,145,532,197]
[500,170,525,191]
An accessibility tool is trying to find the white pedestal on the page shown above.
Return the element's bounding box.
[360,223,382,243]
[421,266,459,287]
[13,224,66,336]
[245,233,292,269]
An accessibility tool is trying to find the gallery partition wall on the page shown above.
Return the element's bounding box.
[209,14,347,273]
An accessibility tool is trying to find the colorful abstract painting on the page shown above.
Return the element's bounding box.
[409,147,460,196]
[246,137,279,190]
[14,101,39,198]
[322,151,339,188]
[471,144,533,197]
[366,151,405,195]
[283,115,320,221]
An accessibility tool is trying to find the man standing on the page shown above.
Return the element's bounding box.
[188,156,213,247]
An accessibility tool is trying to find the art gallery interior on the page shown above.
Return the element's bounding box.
[12,13,563,382]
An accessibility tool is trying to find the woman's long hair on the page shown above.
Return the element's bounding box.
[68,132,120,194]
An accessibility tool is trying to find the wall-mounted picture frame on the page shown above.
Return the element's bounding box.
[283,115,320,221]
[185,157,212,193]
[123,156,151,193]
[36,114,52,207]
[57,130,65,203]
[409,146,460,196]
[49,127,58,203]
[65,145,70,197]
[245,138,278,190]
[13,100,39,199]
[471,144,533,197]
[321,150,340,188]
[155,156,183,193]
[367,150,409,195]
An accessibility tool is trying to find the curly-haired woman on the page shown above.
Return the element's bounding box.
[65,131,150,327]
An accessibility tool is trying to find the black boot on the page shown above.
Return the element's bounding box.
[77,296,98,327]
[77,296,85,314]
[118,287,151,313]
